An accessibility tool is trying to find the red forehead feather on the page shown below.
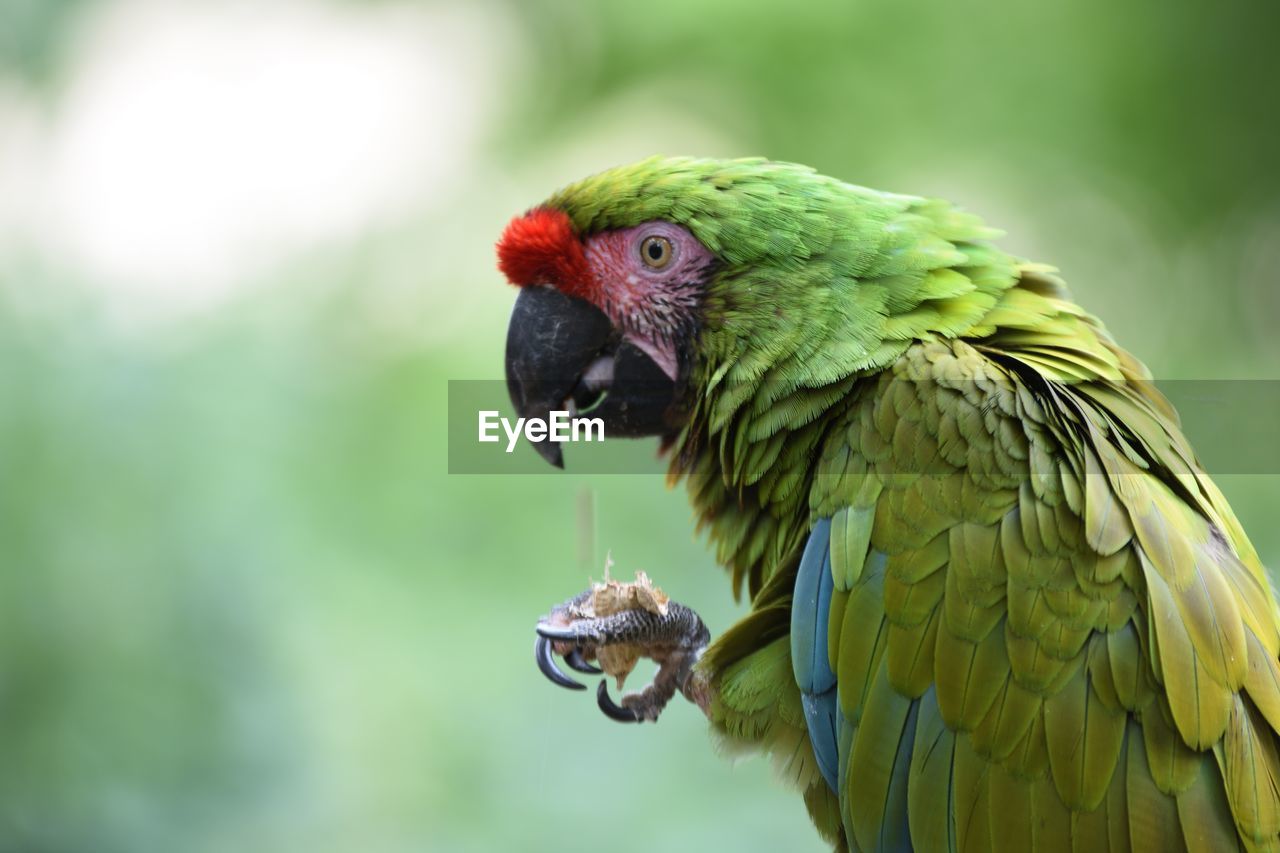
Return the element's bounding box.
[496,207,595,300]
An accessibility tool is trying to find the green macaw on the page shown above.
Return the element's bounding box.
[498,157,1280,852]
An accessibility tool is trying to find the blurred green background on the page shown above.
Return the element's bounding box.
[1,0,1277,850]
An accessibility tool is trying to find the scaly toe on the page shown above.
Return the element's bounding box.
[535,622,578,642]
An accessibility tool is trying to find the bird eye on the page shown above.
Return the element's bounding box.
[639,235,673,269]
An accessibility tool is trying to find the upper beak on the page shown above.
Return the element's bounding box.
[504,287,681,468]
[504,287,613,468]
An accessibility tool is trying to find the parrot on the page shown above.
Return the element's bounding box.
[497,156,1280,852]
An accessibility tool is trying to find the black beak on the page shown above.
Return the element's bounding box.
[504,287,679,468]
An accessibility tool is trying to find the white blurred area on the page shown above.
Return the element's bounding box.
[0,0,507,318]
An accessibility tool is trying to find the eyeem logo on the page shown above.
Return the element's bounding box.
[478,411,605,453]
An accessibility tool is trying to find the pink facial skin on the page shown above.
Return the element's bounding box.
[581,221,715,382]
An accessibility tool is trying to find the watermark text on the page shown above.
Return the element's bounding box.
[478,410,604,453]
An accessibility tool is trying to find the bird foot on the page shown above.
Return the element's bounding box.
[534,578,710,723]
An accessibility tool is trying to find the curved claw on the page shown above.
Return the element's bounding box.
[535,635,584,690]
[596,680,641,723]
[535,623,577,642]
[565,647,603,674]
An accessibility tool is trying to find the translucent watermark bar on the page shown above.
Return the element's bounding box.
[447,379,1280,475]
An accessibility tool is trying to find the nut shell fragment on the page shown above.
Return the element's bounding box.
[587,570,669,619]
[572,564,670,689]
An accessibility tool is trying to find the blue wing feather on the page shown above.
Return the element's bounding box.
[793,522,917,853]
[801,688,841,792]
[792,519,841,792]
[791,518,834,695]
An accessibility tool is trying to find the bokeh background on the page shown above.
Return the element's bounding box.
[2,0,1278,850]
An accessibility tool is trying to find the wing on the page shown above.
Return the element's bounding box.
[784,331,1280,853]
